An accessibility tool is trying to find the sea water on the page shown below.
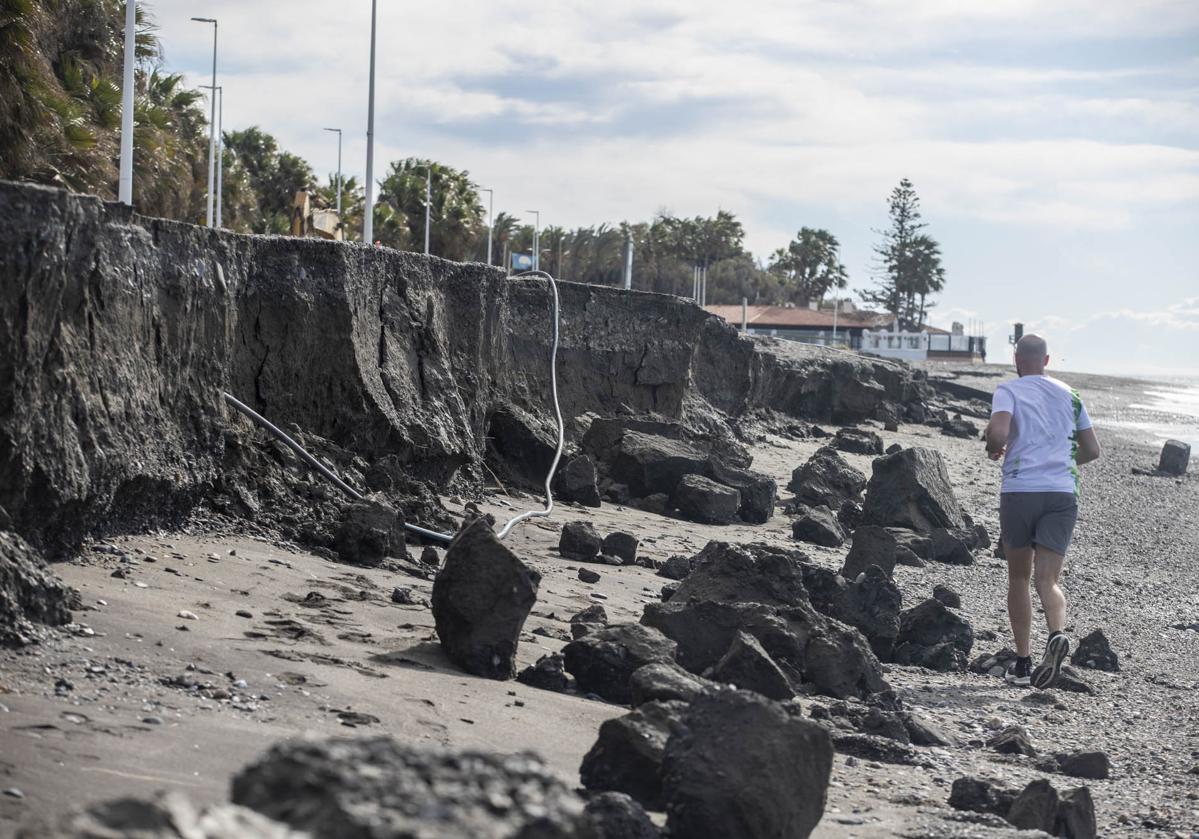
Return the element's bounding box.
[1121,377,1199,452]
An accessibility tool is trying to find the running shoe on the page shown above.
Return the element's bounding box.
[1031,632,1070,689]
[1004,656,1031,687]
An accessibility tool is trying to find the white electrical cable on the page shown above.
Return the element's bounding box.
[220,269,565,544]
[496,270,565,539]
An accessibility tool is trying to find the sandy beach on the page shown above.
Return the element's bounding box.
[2,363,1196,837]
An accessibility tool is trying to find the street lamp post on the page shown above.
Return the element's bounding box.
[424,167,431,256]
[478,187,493,265]
[323,127,342,215]
[117,0,136,205]
[526,209,540,272]
[190,16,217,228]
[363,0,377,243]
[201,84,223,227]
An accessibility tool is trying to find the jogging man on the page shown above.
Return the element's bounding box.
[984,334,1101,688]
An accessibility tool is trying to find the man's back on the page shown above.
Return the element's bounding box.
[992,374,1091,495]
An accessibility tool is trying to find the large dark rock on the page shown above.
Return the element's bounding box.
[661,689,833,839]
[929,527,975,565]
[788,446,867,508]
[0,531,79,646]
[803,564,902,660]
[988,725,1036,756]
[562,623,678,704]
[334,498,405,567]
[840,525,900,579]
[629,662,714,706]
[1006,778,1058,832]
[704,458,776,523]
[1158,439,1190,475]
[940,417,979,439]
[516,653,569,693]
[710,630,796,700]
[581,793,659,839]
[932,584,961,608]
[669,541,808,609]
[892,598,973,672]
[18,791,296,839]
[231,736,586,838]
[672,474,740,525]
[601,531,638,565]
[642,599,887,699]
[559,521,602,562]
[579,700,689,809]
[432,519,540,680]
[1056,786,1098,839]
[607,431,710,498]
[832,427,884,456]
[791,505,846,547]
[948,776,1017,818]
[1071,629,1119,672]
[655,554,693,581]
[860,447,965,532]
[1057,750,1111,780]
[554,455,602,507]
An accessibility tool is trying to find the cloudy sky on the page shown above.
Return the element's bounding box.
[155,0,1199,378]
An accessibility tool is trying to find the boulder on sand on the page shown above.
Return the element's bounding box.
[232,735,586,838]
[791,505,846,547]
[642,599,889,700]
[672,474,740,525]
[607,431,710,498]
[562,623,678,704]
[832,427,884,456]
[929,527,975,565]
[840,525,900,579]
[1158,439,1190,475]
[559,520,602,561]
[669,541,808,609]
[432,519,540,680]
[788,446,867,509]
[803,564,901,660]
[892,597,973,672]
[710,630,796,701]
[582,792,660,839]
[516,653,569,692]
[554,454,602,507]
[579,700,689,810]
[334,497,405,567]
[601,531,639,565]
[1,531,80,647]
[661,688,833,839]
[1071,629,1119,672]
[860,447,965,532]
[704,458,777,523]
[630,661,715,706]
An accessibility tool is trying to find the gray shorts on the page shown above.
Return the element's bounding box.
[999,492,1079,556]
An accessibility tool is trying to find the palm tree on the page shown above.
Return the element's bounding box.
[376,158,485,259]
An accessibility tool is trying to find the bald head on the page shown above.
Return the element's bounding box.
[1015,333,1048,375]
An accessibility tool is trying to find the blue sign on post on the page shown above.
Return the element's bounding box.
[511,253,533,271]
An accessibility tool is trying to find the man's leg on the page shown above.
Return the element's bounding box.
[1033,546,1067,633]
[1030,545,1071,689]
[1005,544,1035,657]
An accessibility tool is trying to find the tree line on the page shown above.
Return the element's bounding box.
[0,0,945,329]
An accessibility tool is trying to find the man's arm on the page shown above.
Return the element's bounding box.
[1075,427,1101,465]
[985,411,1011,461]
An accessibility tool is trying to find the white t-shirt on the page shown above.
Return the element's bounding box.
[991,374,1092,495]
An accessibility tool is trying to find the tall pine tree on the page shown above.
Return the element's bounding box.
[861,178,946,329]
